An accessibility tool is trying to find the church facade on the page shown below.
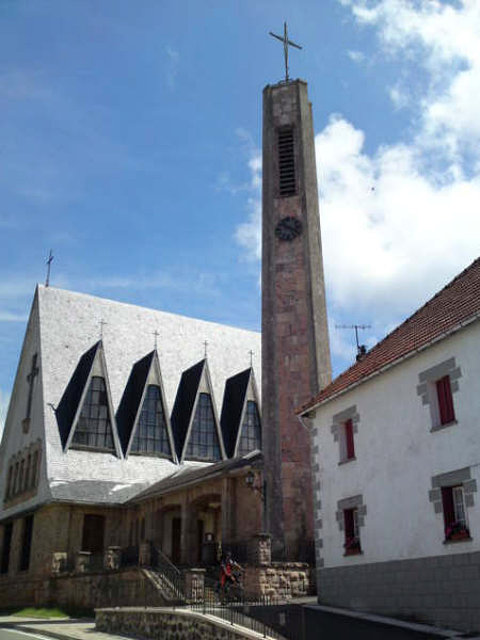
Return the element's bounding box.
[0,74,332,608]
[0,285,264,605]
[300,258,480,632]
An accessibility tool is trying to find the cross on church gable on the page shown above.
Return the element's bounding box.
[23,353,39,433]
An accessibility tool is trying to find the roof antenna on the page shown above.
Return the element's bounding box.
[336,324,372,361]
[45,249,54,287]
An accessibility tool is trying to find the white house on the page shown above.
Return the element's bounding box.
[299,257,480,633]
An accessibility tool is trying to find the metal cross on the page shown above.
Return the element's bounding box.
[25,353,39,420]
[153,329,160,350]
[99,319,107,340]
[45,249,54,287]
[269,22,303,83]
[203,340,208,358]
[249,350,254,367]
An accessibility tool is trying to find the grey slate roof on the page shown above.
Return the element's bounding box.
[220,368,252,458]
[171,359,206,458]
[36,286,261,502]
[115,350,156,454]
[56,341,101,449]
[131,450,262,503]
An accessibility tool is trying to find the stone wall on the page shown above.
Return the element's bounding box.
[318,550,480,633]
[244,562,311,599]
[96,607,267,640]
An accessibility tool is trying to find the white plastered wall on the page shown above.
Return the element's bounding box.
[311,321,480,568]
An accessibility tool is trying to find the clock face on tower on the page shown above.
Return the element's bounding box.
[275,216,303,241]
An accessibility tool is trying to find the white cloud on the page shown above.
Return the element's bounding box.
[235,0,480,373]
[347,50,366,64]
[0,311,28,322]
[234,151,262,262]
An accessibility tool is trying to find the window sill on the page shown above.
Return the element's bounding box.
[430,420,457,433]
[344,549,363,557]
[338,456,356,466]
[443,535,472,545]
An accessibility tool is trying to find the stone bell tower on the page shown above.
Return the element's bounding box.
[262,79,331,557]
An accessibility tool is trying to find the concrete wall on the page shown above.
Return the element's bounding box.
[310,322,480,631]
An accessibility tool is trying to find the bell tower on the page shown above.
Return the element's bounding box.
[262,78,331,556]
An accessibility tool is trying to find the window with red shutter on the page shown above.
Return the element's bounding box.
[343,508,361,555]
[436,375,455,425]
[441,485,470,541]
[345,419,355,459]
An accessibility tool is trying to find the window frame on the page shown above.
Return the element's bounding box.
[442,484,471,542]
[343,507,362,556]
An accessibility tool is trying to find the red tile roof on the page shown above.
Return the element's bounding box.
[299,257,480,414]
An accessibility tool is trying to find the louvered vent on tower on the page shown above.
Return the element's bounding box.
[277,127,296,197]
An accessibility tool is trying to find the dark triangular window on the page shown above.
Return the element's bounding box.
[71,376,114,450]
[238,400,261,456]
[186,393,221,461]
[130,385,170,455]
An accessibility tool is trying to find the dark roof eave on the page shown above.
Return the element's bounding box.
[131,452,263,503]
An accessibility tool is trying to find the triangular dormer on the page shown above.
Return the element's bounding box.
[221,367,261,459]
[116,351,175,461]
[57,341,121,456]
[171,359,225,463]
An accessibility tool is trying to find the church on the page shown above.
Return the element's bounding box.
[0,67,331,607]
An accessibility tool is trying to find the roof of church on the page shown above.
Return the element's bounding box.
[115,350,156,454]
[56,341,100,449]
[30,286,260,500]
[299,256,480,413]
[171,359,206,457]
[220,368,252,458]
[131,450,262,503]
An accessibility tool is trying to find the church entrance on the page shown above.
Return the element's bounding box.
[81,514,105,554]
[189,494,221,566]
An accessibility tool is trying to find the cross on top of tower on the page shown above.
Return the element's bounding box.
[153,329,160,350]
[269,22,303,83]
[203,340,208,358]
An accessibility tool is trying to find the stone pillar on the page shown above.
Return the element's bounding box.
[104,546,122,571]
[180,499,192,565]
[248,533,271,566]
[75,551,91,574]
[183,568,205,603]
[51,551,68,575]
[139,541,151,567]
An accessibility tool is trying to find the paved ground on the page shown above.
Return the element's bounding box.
[0,607,478,640]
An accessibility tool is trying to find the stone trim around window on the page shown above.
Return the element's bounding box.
[335,495,367,532]
[416,357,462,431]
[429,467,477,513]
[330,406,359,462]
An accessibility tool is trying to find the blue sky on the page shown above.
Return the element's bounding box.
[1,0,480,429]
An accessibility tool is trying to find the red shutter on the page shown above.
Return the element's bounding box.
[345,419,355,459]
[441,486,455,532]
[436,376,455,425]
